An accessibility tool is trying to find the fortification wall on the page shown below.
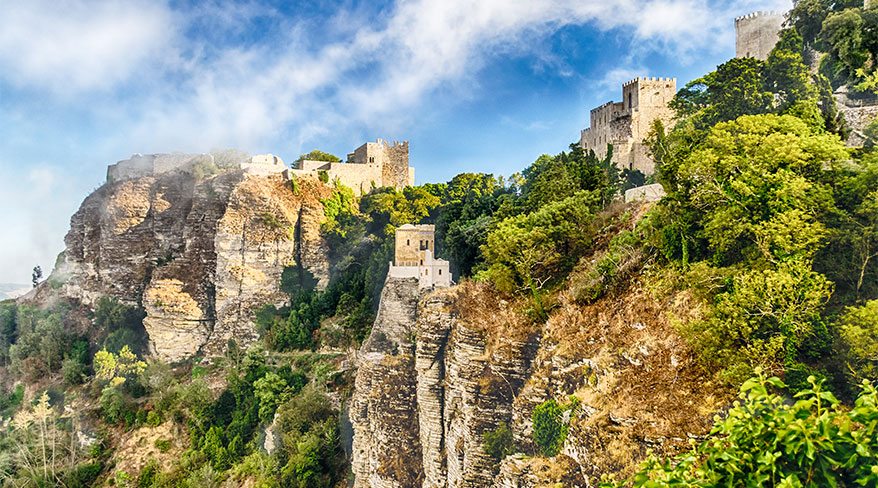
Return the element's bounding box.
[327,163,382,196]
[107,153,208,183]
[735,11,784,60]
[240,154,286,176]
[381,141,410,189]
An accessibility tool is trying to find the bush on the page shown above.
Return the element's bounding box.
[62,358,87,385]
[147,410,162,427]
[602,372,878,487]
[483,422,514,468]
[137,459,159,488]
[532,399,569,457]
[839,300,878,382]
[64,461,104,488]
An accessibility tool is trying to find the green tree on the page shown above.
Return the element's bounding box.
[602,372,878,488]
[479,190,599,294]
[296,150,340,163]
[765,29,816,110]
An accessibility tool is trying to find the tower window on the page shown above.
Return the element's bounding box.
[439,269,442,275]
[628,93,632,108]
[406,239,409,246]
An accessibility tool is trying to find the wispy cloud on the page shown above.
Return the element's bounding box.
[0,0,176,96]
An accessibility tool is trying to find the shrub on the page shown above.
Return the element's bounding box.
[601,372,878,487]
[62,358,87,385]
[839,300,878,382]
[65,462,104,488]
[147,410,162,427]
[137,459,159,488]
[483,422,514,468]
[532,399,570,457]
[154,438,171,453]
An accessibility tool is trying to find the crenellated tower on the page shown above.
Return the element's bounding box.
[735,11,785,60]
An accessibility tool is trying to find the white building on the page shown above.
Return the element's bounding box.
[387,224,451,289]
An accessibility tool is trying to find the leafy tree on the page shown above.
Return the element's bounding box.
[765,29,816,110]
[296,150,340,163]
[839,300,878,382]
[787,0,863,47]
[479,190,600,295]
[670,58,774,130]
[601,372,878,488]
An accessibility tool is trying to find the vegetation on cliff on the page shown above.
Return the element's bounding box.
[0,4,876,486]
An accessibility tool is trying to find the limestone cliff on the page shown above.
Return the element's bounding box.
[351,274,728,488]
[52,167,331,361]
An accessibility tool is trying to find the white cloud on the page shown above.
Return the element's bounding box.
[0,0,176,95]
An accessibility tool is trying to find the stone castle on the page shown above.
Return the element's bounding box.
[388,224,451,289]
[580,77,677,175]
[735,11,785,61]
[106,139,415,196]
[291,139,414,196]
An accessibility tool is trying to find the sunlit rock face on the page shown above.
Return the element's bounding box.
[55,168,331,362]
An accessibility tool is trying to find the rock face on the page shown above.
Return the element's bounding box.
[351,275,728,488]
[54,169,331,361]
[351,281,542,488]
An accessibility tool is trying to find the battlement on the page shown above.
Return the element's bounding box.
[622,77,677,88]
[735,11,782,23]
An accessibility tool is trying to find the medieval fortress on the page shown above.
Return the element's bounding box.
[106,139,415,196]
[582,4,873,180]
[580,10,784,177]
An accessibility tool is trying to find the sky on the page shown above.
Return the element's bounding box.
[0,0,790,284]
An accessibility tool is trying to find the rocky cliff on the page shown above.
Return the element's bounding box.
[351,273,729,488]
[50,165,331,361]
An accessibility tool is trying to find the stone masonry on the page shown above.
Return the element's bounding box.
[735,11,784,61]
[388,224,451,289]
[291,139,416,196]
[580,77,676,175]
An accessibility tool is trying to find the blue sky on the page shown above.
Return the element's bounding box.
[0,0,789,284]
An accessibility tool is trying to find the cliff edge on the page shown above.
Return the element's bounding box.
[43,158,331,361]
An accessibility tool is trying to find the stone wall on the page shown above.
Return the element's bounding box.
[735,11,784,61]
[840,104,878,146]
[107,153,209,183]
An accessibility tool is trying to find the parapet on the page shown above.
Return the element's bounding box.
[107,153,209,183]
[735,11,782,23]
[622,77,677,88]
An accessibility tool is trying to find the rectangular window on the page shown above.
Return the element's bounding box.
[439,269,442,275]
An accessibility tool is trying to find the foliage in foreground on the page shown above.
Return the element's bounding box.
[602,371,878,487]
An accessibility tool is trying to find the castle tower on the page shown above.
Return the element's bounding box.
[390,224,450,288]
[347,139,415,189]
[735,11,784,60]
[580,77,676,175]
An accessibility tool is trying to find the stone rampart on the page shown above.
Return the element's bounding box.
[625,183,665,203]
[107,153,209,183]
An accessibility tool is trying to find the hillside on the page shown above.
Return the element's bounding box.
[1,5,878,486]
